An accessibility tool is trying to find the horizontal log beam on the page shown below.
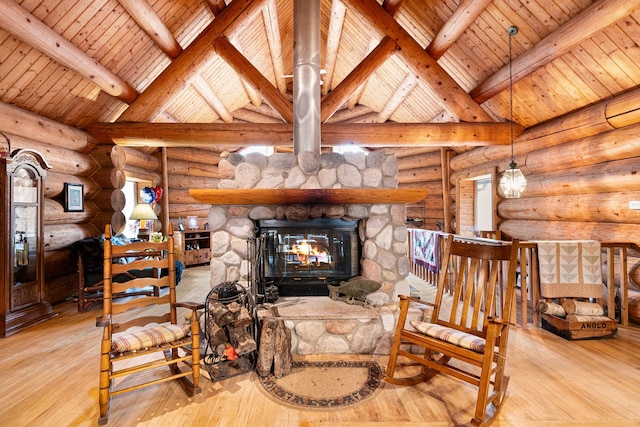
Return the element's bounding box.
[189,188,428,205]
[85,122,521,147]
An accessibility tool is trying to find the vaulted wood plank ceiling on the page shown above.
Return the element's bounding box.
[1,0,640,150]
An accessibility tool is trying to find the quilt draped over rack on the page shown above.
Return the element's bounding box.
[410,229,441,273]
[535,240,603,299]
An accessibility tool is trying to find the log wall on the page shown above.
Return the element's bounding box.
[449,92,640,244]
[394,147,445,230]
[165,147,220,230]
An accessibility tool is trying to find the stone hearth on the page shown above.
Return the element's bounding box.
[205,150,413,354]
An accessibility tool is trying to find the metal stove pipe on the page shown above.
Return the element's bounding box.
[293,0,321,154]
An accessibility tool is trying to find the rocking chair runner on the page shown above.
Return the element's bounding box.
[386,235,520,426]
[96,224,203,425]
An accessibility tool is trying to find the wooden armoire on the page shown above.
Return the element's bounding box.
[1,149,57,337]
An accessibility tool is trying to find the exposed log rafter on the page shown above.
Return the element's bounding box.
[341,0,492,122]
[117,0,267,122]
[116,0,182,59]
[323,0,347,96]
[263,0,287,95]
[426,0,492,60]
[214,36,292,123]
[0,0,138,104]
[471,0,640,103]
[321,36,397,123]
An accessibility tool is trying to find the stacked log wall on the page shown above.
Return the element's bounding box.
[448,89,640,244]
[394,147,444,230]
[165,147,220,229]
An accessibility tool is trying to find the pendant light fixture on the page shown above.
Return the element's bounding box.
[499,25,527,199]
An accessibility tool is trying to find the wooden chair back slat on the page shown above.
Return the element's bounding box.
[112,314,173,333]
[433,236,516,335]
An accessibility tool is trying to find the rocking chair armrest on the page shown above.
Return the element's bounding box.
[399,294,437,308]
[174,301,205,312]
[96,314,111,327]
[487,316,515,328]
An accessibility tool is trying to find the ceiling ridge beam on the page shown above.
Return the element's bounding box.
[470,0,640,103]
[117,0,267,122]
[117,0,182,59]
[321,36,397,123]
[341,0,492,122]
[0,0,138,104]
[214,36,292,123]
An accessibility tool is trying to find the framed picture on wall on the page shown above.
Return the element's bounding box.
[64,183,84,212]
[187,216,198,230]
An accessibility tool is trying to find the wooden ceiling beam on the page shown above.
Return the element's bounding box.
[325,105,374,123]
[227,35,263,107]
[231,108,284,124]
[377,73,419,123]
[323,0,347,96]
[214,36,292,123]
[85,121,520,147]
[263,0,287,94]
[321,36,397,122]
[117,0,266,122]
[0,0,137,104]
[427,0,492,60]
[191,75,234,123]
[341,0,492,122]
[471,0,640,103]
[204,0,227,15]
[117,0,182,59]
[382,0,404,16]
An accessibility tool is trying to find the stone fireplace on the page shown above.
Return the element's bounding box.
[204,150,415,354]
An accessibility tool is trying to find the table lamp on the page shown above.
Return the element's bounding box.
[129,203,158,238]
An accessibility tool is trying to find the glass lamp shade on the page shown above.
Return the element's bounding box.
[499,165,527,199]
[129,203,158,220]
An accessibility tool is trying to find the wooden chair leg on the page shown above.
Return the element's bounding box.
[98,332,112,425]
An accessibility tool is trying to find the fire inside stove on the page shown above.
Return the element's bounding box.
[258,219,360,296]
[287,237,330,267]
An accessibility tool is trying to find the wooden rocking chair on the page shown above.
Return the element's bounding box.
[97,224,203,425]
[386,234,520,426]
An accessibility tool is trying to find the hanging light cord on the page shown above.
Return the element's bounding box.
[508,26,518,169]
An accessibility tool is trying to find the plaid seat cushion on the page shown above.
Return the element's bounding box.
[112,324,191,352]
[409,321,486,353]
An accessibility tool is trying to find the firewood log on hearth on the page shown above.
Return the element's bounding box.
[257,317,292,377]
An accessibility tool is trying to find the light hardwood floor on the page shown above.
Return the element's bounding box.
[2,265,640,426]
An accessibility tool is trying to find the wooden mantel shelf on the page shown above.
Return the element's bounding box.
[189,188,428,205]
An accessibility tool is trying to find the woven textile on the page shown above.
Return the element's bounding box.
[410,229,441,273]
[112,324,191,352]
[410,321,486,353]
[536,240,603,299]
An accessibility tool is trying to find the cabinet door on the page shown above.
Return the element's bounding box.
[12,167,40,310]
[199,248,211,263]
[186,251,199,265]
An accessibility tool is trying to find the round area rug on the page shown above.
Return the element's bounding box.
[258,360,383,409]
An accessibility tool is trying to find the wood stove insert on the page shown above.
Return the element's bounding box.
[257,218,360,297]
